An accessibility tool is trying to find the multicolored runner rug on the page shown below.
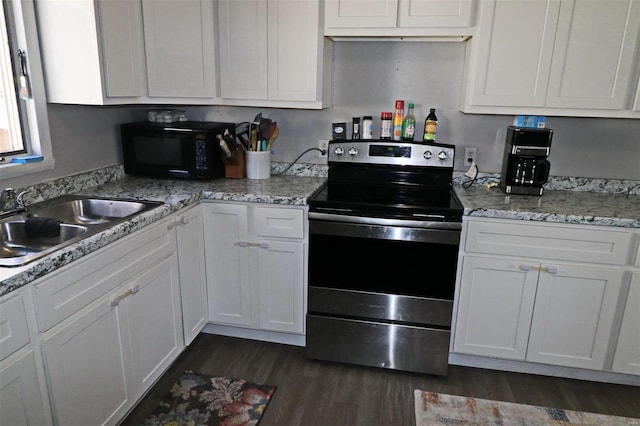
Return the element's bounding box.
[415,390,640,425]
[144,370,276,426]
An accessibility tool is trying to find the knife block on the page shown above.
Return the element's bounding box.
[222,149,246,178]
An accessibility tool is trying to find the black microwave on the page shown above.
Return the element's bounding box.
[121,121,235,179]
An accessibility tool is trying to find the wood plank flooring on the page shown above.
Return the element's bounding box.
[121,333,640,425]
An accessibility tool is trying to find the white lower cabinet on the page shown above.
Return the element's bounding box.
[454,218,633,373]
[0,350,48,426]
[612,272,640,375]
[203,202,306,335]
[172,205,209,345]
[0,293,49,426]
[35,218,184,425]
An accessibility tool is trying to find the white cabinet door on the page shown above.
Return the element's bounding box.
[526,264,625,370]
[612,273,640,375]
[204,203,253,327]
[0,350,48,426]
[42,294,133,426]
[142,0,216,98]
[175,206,209,345]
[219,0,329,106]
[267,0,322,102]
[218,0,268,99]
[453,256,539,360]
[36,0,145,104]
[325,0,399,28]
[468,0,560,107]
[97,0,146,97]
[398,0,473,27]
[125,254,183,394]
[204,202,307,335]
[545,0,640,109]
[257,240,304,333]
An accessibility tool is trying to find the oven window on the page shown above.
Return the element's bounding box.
[309,233,458,300]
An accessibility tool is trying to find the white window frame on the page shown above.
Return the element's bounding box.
[0,0,54,180]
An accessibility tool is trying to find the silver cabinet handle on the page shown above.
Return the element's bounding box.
[110,285,140,307]
[519,264,532,271]
[234,241,268,249]
[167,216,191,230]
[542,265,558,274]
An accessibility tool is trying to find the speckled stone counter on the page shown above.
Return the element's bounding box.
[0,173,326,296]
[454,184,640,228]
[2,162,639,296]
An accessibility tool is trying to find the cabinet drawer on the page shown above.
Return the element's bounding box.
[34,221,175,332]
[254,207,304,239]
[465,220,632,265]
[0,294,30,361]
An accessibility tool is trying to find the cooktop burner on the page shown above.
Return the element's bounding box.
[308,140,463,223]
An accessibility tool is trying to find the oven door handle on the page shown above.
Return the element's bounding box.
[309,212,462,230]
[309,217,461,245]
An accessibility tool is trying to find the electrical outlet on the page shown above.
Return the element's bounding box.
[318,140,329,157]
[464,147,477,167]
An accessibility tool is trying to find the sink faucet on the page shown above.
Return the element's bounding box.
[1,188,28,216]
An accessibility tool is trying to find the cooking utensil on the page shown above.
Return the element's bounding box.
[250,129,258,151]
[267,127,279,150]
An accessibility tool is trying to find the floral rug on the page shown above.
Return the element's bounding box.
[414,390,640,426]
[144,370,276,426]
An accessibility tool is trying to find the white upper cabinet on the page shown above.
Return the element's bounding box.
[463,0,560,108]
[461,0,640,118]
[37,0,218,105]
[142,0,217,98]
[37,0,145,104]
[325,0,475,36]
[218,0,332,108]
[545,0,640,110]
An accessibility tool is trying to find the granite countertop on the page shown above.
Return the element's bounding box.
[454,184,640,228]
[2,166,639,297]
[0,174,327,297]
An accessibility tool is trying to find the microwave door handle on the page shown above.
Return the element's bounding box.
[163,127,193,132]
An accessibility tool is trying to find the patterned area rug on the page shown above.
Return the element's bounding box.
[144,370,276,426]
[414,390,640,426]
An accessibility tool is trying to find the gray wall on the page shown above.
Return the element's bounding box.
[5,41,639,188]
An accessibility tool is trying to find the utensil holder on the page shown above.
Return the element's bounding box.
[222,150,246,178]
[246,151,271,179]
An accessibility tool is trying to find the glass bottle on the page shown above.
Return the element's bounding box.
[380,112,392,140]
[401,103,416,141]
[423,108,438,141]
[362,116,373,139]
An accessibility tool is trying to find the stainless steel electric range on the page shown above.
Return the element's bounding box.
[306,140,463,376]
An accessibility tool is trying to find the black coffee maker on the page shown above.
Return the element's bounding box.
[499,126,553,196]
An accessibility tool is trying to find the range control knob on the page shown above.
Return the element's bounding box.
[334,146,344,156]
[348,146,359,156]
[438,151,448,161]
[423,150,433,160]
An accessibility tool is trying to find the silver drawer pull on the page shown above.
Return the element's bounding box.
[110,285,140,307]
[519,264,532,272]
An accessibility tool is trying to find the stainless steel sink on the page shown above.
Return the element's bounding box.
[1,221,87,258]
[0,195,163,267]
[32,198,152,225]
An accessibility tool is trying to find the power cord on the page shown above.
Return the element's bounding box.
[462,161,479,188]
[273,147,326,176]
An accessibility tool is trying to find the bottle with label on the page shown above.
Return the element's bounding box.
[401,103,416,141]
[392,100,404,141]
[362,116,373,139]
[352,117,360,140]
[423,108,438,141]
[380,112,392,140]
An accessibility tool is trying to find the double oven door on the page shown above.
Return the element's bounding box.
[305,213,461,375]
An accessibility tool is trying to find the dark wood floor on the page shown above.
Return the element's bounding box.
[121,333,640,425]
